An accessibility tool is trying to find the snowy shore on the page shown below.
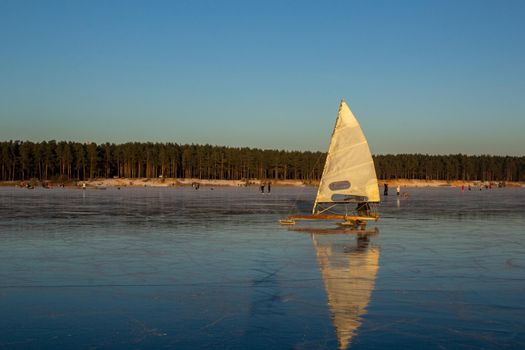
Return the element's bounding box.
[2,178,523,188]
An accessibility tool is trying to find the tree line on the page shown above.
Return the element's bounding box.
[374,154,524,182]
[1,140,524,182]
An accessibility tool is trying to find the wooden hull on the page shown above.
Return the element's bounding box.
[279,219,296,225]
[286,214,379,222]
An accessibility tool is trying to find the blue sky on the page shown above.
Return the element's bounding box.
[1,0,524,155]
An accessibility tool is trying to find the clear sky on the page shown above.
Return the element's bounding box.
[1,0,524,155]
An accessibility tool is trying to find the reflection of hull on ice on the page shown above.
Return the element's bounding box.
[313,233,379,350]
[288,226,379,236]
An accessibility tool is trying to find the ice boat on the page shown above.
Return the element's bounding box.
[280,100,380,228]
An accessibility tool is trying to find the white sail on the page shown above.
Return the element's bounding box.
[314,100,379,210]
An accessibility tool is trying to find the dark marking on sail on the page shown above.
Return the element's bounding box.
[331,194,368,202]
[329,181,351,191]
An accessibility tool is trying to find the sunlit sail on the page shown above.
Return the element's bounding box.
[314,100,379,210]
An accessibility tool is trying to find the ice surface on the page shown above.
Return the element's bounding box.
[0,186,524,349]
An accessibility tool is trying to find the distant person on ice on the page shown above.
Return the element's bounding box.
[396,185,400,196]
[267,182,271,193]
[260,183,264,193]
[384,183,388,196]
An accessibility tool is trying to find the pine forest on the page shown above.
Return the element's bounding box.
[1,141,524,182]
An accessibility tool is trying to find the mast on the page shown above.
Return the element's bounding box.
[313,100,345,214]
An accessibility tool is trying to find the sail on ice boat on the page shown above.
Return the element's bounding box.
[280,100,380,227]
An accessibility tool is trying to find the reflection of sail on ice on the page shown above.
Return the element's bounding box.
[313,234,379,350]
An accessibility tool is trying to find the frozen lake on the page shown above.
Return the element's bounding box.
[1,186,524,349]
